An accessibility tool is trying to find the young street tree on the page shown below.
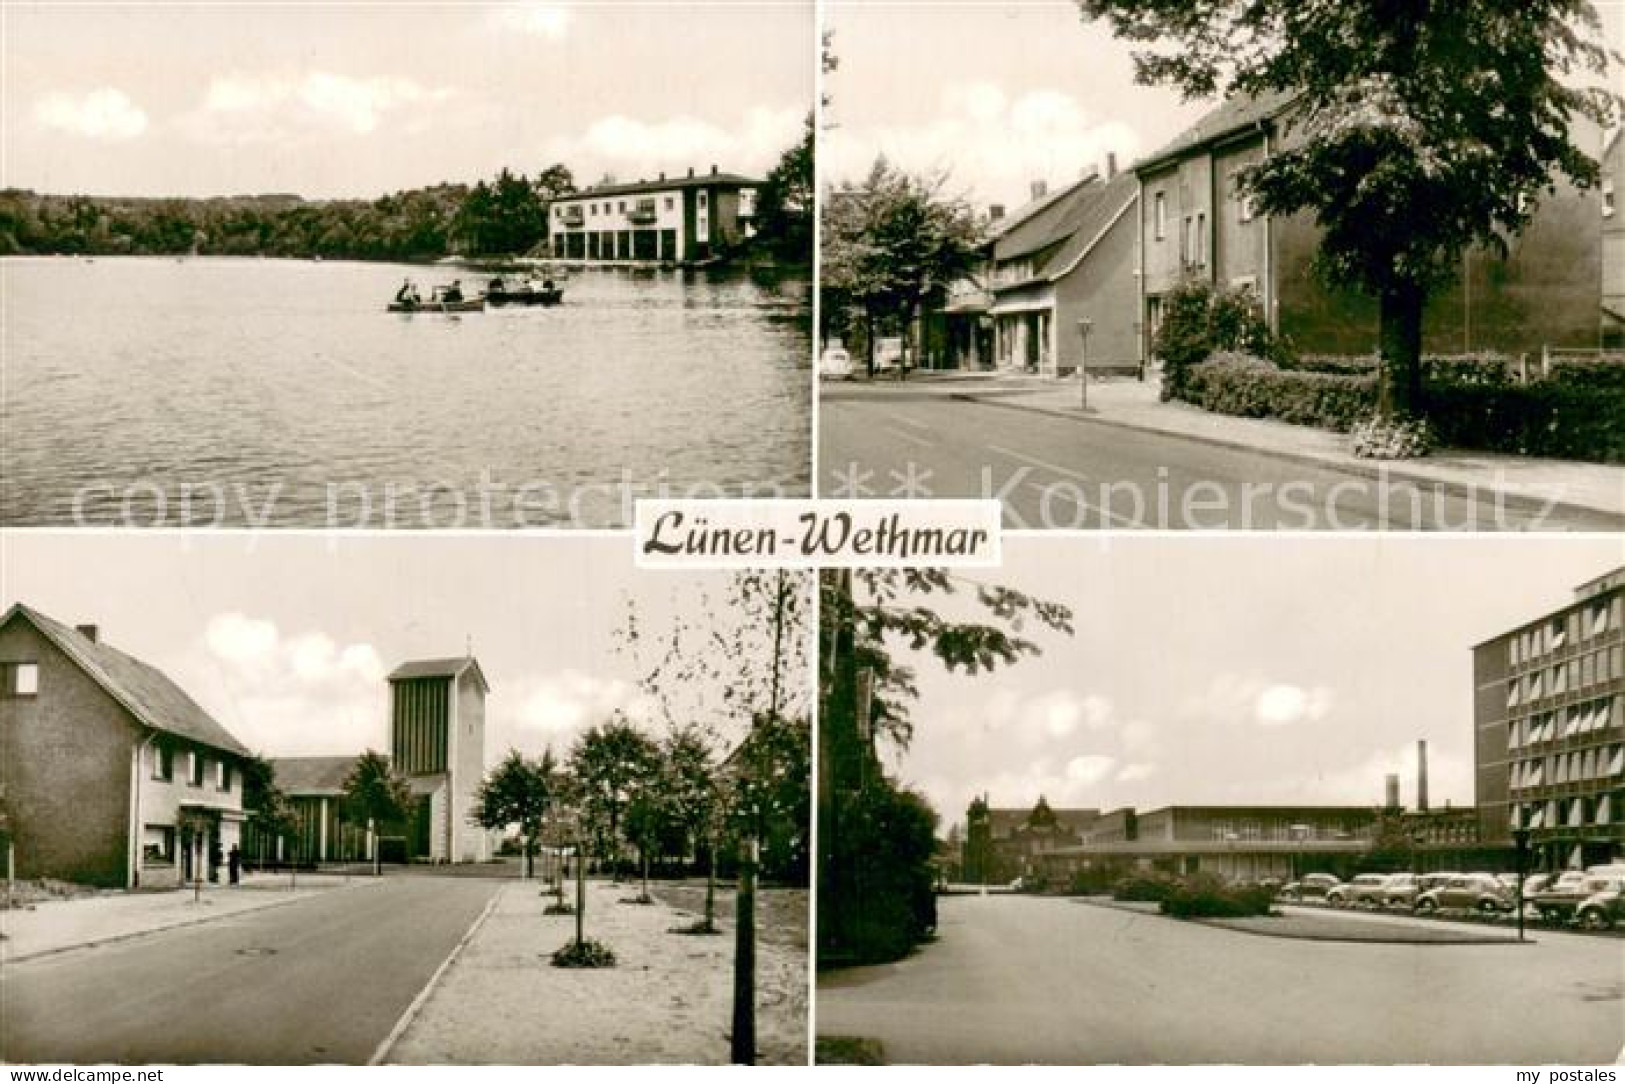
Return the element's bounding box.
[1078,0,1620,418]
[567,718,662,877]
[821,159,983,375]
[471,748,557,880]
[663,726,723,929]
[341,750,414,877]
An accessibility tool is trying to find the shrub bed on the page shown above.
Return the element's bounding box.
[551,938,617,968]
[1422,383,1625,462]
[1159,876,1276,919]
[1112,873,1180,903]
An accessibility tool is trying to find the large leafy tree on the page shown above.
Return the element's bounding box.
[752,114,815,264]
[471,748,557,880]
[341,750,414,876]
[822,159,984,374]
[819,569,1074,963]
[1078,0,1620,417]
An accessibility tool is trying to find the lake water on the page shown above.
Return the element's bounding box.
[1,257,811,527]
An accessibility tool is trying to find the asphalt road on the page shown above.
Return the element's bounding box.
[1,876,500,1064]
[818,385,1620,530]
[816,893,1625,1064]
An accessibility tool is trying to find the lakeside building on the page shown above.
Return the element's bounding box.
[545,166,759,264]
[1473,567,1625,870]
[0,604,251,889]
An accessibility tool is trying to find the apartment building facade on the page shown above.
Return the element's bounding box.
[1473,567,1625,870]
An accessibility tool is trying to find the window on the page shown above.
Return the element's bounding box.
[698,192,708,208]
[1,661,38,697]
[618,201,626,213]
[143,826,175,864]
[665,197,675,211]
[217,761,232,793]
[153,745,174,782]
[1153,191,1166,240]
[1196,212,1207,266]
[189,751,205,787]
[1604,178,1616,218]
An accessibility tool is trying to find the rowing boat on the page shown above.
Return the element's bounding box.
[387,298,485,313]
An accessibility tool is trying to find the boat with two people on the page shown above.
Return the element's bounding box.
[387,278,485,313]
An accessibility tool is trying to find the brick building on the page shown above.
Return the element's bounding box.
[0,604,251,889]
[1473,567,1625,870]
[962,795,1100,884]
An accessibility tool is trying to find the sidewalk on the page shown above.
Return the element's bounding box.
[936,374,1624,521]
[1,873,366,963]
[383,879,808,1065]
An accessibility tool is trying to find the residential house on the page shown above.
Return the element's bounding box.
[984,165,1141,377]
[1137,91,1609,358]
[1603,129,1623,347]
[0,604,251,889]
[546,166,759,264]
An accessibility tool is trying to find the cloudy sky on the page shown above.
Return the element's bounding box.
[875,536,1623,835]
[1,533,810,766]
[3,2,810,198]
[823,1,1625,211]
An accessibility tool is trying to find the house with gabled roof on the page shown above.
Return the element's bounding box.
[0,603,252,889]
[1137,90,1609,358]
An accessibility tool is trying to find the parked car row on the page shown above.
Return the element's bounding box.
[1277,865,1625,928]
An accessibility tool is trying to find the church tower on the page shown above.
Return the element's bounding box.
[386,655,490,862]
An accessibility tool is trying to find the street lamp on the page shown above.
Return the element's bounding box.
[1076,319,1093,410]
[1512,827,1531,943]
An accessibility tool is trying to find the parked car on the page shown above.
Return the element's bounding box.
[1415,873,1514,914]
[1534,871,1625,925]
[818,344,854,380]
[1574,880,1625,930]
[1278,872,1341,901]
[1379,871,1459,910]
[1529,870,1596,923]
[1326,873,1393,908]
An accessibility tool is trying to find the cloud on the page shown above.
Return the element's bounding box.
[190,72,454,139]
[543,106,801,184]
[188,613,388,755]
[1187,674,1334,728]
[498,669,657,753]
[491,2,573,39]
[827,82,1141,205]
[1256,683,1333,727]
[1065,755,1116,785]
[1115,763,1155,782]
[34,88,148,140]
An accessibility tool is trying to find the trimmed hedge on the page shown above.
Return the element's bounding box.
[1112,873,1181,903]
[1177,352,1374,432]
[1423,383,1625,462]
[1167,352,1625,461]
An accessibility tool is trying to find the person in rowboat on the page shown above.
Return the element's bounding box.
[395,278,420,306]
[443,280,464,303]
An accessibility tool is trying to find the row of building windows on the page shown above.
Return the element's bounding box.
[556,193,703,220]
[1508,598,1619,668]
[1506,647,1623,709]
[1511,793,1619,831]
[151,744,233,793]
[1508,695,1622,750]
[1509,742,1625,792]
[1196,820,1366,843]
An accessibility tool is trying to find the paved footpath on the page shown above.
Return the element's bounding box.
[385,879,808,1065]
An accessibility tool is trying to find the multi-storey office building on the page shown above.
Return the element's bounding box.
[546,166,759,264]
[1474,567,1625,869]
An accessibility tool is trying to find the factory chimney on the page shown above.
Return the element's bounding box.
[1417,740,1430,812]
[1384,773,1400,812]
